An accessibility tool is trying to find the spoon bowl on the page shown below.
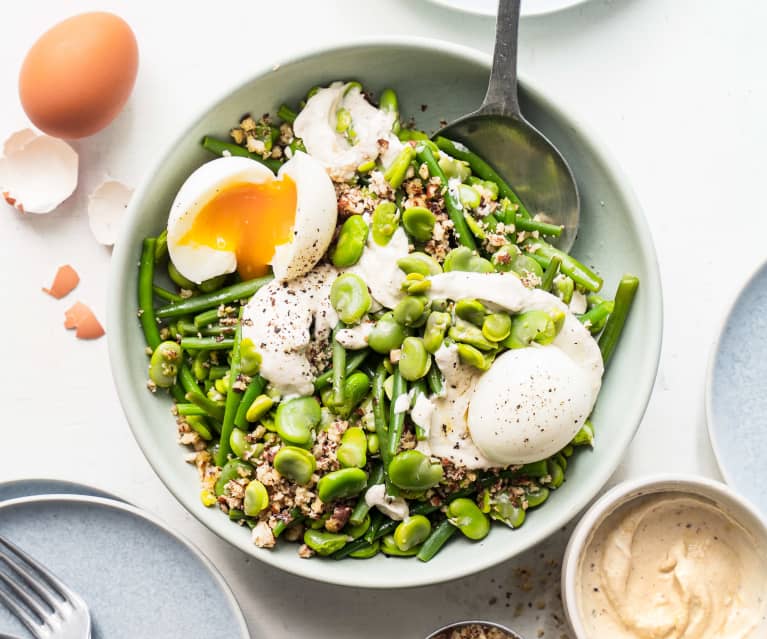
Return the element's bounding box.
[435,0,580,251]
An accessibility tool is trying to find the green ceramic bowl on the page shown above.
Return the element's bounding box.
[108,38,662,588]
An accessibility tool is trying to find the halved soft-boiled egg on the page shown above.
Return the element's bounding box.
[167,151,337,284]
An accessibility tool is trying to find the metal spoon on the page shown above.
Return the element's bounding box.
[435,0,580,251]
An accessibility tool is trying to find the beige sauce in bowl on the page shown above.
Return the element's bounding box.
[577,492,767,639]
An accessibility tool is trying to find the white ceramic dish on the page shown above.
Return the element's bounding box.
[427,0,590,18]
[561,475,767,638]
[108,37,662,588]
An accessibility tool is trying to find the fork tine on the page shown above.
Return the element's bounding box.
[0,536,75,603]
[0,586,44,639]
[0,548,59,610]
[0,569,49,622]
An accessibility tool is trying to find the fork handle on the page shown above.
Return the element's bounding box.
[478,0,522,118]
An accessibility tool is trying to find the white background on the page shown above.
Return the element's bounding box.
[1,0,760,636]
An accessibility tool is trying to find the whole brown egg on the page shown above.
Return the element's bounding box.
[19,12,139,139]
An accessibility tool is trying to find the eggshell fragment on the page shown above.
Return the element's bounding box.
[43,264,80,299]
[88,180,133,245]
[0,129,78,214]
[64,301,105,339]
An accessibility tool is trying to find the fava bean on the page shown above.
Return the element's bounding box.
[366,432,380,455]
[455,298,486,326]
[239,338,262,376]
[449,318,497,351]
[393,295,429,327]
[368,311,407,354]
[273,446,317,485]
[245,394,274,423]
[458,184,481,209]
[490,244,521,272]
[274,397,321,447]
[168,261,195,289]
[437,154,471,181]
[381,534,420,557]
[572,421,594,447]
[402,206,436,242]
[330,273,372,325]
[547,459,565,489]
[148,341,182,388]
[199,274,228,293]
[243,480,269,516]
[524,484,550,508]
[317,467,368,503]
[447,498,490,540]
[214,459,253,496]
[337,426,368,468]
[443,246,493,273]
[346,513,371,540]
[504,310,560,349]
[325,371,371,418]
[423,311,451,354]
[304,529,348,556]
[394,515,432,551]
[456,343,494,371]
[482,312,512,342]
[331,215,369,268]
[467,176,499,200]
[371,201,400,246]
[396,252,442,276]
[192,351,209,381]
[553,274,575,304]
[398,337,431,381]
[487,492,526,528]
[350,539,380,559]
[389,450,443,491]
[511,254,544,280]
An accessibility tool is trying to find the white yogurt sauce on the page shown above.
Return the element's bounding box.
[364,484,409,521]
[347,226,408,309]
[241,264,338,397]
[294,82,403,182]
[335,321,373,350]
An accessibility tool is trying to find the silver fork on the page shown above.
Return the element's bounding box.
[0,537,91,639]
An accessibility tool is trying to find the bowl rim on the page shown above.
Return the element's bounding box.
[108,34,663,588]
[560,473,767,638]
[425,620,523,638]
[704,256,767,490]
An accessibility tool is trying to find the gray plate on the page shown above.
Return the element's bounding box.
[0,494,249,639]
[707,259,767,518]
[0,478,123,503]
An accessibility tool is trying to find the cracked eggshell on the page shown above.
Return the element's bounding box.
[88,179,133,245]
[0,129,78,213]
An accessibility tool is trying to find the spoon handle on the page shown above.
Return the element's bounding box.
[479,0,522,117]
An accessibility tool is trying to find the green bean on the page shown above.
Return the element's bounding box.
[330,274,371,325]
[540,255,562,292]
[314,349,369,391]
[317,467,368,503]
[201,136,282,173]
[553,274,574,304]
[273,508,303,538]
[371,201,400,246]
[178,320,234,338]
[415,144,476,250]
[383,145,415,190]
[214,313,245,466]
[520,459,549,478]
[373,363,397,496]
[514,215,563,237]
[434,136,531,220]
[148,341,182,388]
[331,215,369,268]
[599,275,639,365]
[199,274,228,293]
[349,540,380,559]
[153,285,181,303]
[523,239,603,293]
[579,300,614,335]
[138,238,162,350]
[180,337,234,351]
[379,88,400,133]
[389,450,443,491]
[208,365,229,381]
[185,415,213,441]
[394,514,432,551]
[176,403,207,417]
[337,426,368,469]
[167,262,195,290]
[154,229,168,262]
[278,104,297,124]
[426,364,443,395]
[156,276,273,319]
[274,446,316,485]
[386,367,407,459]
[194,308,220,329]
[572,420,595,446]
[402,206,436,242]
[364,510,385,544]
[185,391,225,423]
[331,536,374,560]
[417,519,458,562]
[304,529,348,556]
[399,337,431,381]
[274,397,321,448]
[443,246,493,273]
[332,324,346,406]
[397,252,442,276]
[349,464,384,526]
[397,128,430,142]
[233,375,266,429]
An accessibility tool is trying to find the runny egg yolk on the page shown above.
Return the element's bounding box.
[180,176,297,279]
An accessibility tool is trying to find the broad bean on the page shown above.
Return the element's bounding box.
[274,446,317,485]
[402,206,436,242]
[337,426,368,468]
[447,498,490,540]
[388,450,443,491]
[393,295,429,327]
[243,480,269,516]
[317,467,368,503]
[398,337,431,381]
[397,252,442,276]
[443,246,493,273]
[393,515,432,551]
[330,273,372,325]
[423,311,451,354]
[455,298,486,326]
[274,397,321,447]
[331,216,369,268]
[368,312,407,354]
[482,312,512,342]
[148,341,182,388]
[304,529,348,556]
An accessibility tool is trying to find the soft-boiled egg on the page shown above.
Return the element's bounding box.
[167,151,336,284]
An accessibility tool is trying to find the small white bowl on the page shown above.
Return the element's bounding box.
[561,474,767,638]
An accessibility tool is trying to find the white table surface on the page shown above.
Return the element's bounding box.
[1,0,761,636]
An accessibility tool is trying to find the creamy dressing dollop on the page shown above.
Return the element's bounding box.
[241,264,338,397]
[348,226,408,309]
[578,493,767,639]
[293,82,403,182]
